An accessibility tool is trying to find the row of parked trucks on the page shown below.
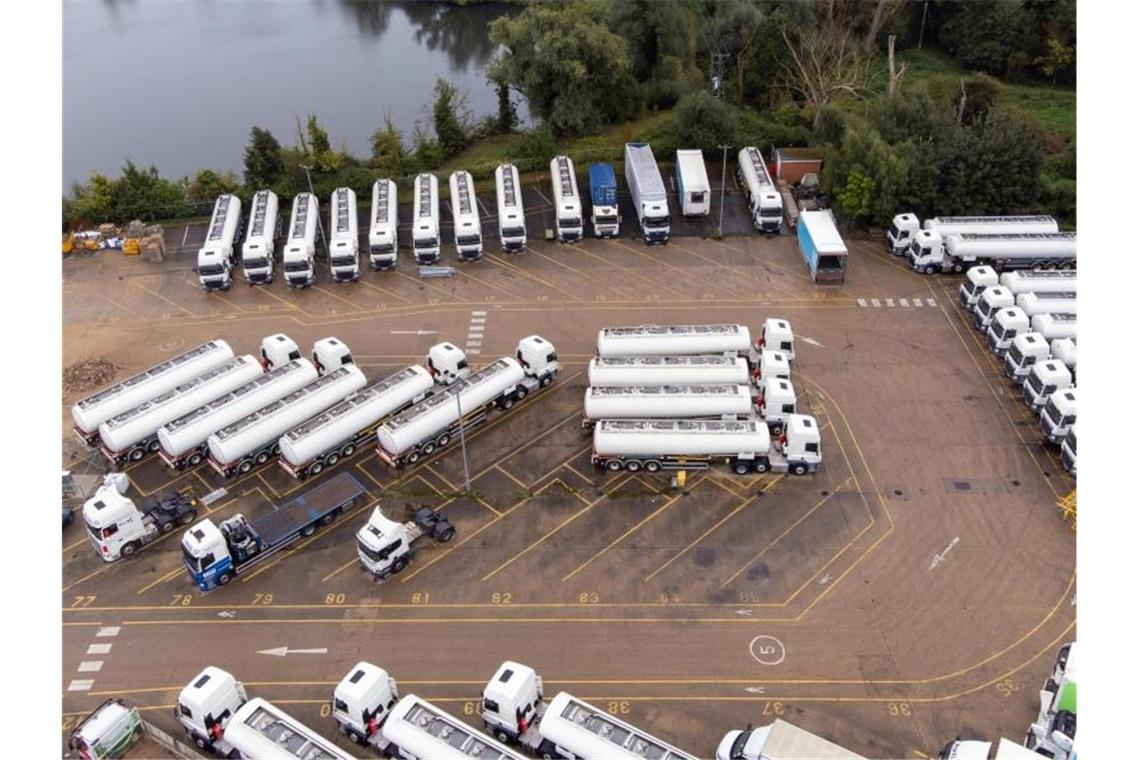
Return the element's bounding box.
[584,320,823,476]
[195,145,787,289]
[174,661,865,760]
[888,214,1076,274]
[958,266,1078,475]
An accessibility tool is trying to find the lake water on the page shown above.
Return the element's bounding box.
[63,0,520,187]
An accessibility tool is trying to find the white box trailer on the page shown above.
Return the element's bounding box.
[675,149,710,216]
[959,265,1000,307]
[197,194,243,290]
[738,146,782,232]
[283,192,319,288]
[1040,387,1077,444]
[412,173,441,264]
[716,719,865,760]
[625,143,670,243]
[279,365,436,480]
[551,155,584,242]
[377,338,559,468]
[381,695,526,760]
[329,186,360,282]
[1016,291,1077,318]
[592,414,821,476]
[450,170,484,260]
[242,190,279,284]
[159,359,318,470]
[588,355,751,387]
[597,324,752,357]
[369,178,399,270]
[99,355,262,465]
[888,213,1057,256]
[581,384,753,431]
[207,364,366,477]
[999,269,1077,295]
[72,340,234,445]
[495,162,527,252]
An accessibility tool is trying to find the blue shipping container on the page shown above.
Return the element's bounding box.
[589,163,618,206]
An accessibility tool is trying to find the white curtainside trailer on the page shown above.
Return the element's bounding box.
[581,384,753,431]
[587,355,750,387]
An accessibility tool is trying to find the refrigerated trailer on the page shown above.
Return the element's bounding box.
[328,186,360,282]
[451,170,484,260]
[738,146,782,232]
[369,178,398,270]
[182,472,366,591]
[98,355,262,465]
[279,365,436,479]
[412,173,441,264]
[283,192,319,288]
[551,155,584,242]
[887,214,1058,256]
[159,359,317,470]
[207,364,366,478]
[597,324,752,357]
[72,340,234,446]
[624,143,670,243]
[377,338,559,468]
[675,149,710,216]
[242,189,278,284]
[587,355,751,387]
[197,194,243,290]
[496,163,527,251]
[581,384,753,432]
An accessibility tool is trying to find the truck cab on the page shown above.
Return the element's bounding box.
[495,163,528,252]
[516,335,560,384]
[412,173,442,265]
[959,266,999,307]
[588,162,620,238]
[1023,360,1073,411]
[777,414,822,475]
[551,155,583,242]
[83,474,195,561]
[1026,644,1077,759]
[759,317,795,361]
[332,662,399,746]
[907,229,946,272]
[260,333,302,371]
[313,337,354,376]
[427,342,470,385]
[757,377,796,432]
[754,349,790,387]
[986,307,1029,355]
[355,505,454,577]
[283,242,315,288]
[197,247,233,291]
[717,718,863,760]
[182,515,266,591]
[973,286,1014,330]
[888,212,921,254]
[242,189,278,285]
[1061,423,1076,474]
[1003,332,1049,383]
[176,666,247,753]
[1040,387,1077,444]
[480,661,547,746]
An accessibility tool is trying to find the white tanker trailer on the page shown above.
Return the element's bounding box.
[587,355,750,387]
[279,365,436,480]
[98,355,262,466]
[597,324,752,357]
[592,413,822,476]
[158,359,318,470]
[377,336,560,468]
[72,340,234,446]
[207,364,366,478]
[581,384,753,432]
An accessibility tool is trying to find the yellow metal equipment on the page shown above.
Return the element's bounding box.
[1056,489,1076,531]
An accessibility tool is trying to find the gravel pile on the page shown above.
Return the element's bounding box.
[64,358,118,395]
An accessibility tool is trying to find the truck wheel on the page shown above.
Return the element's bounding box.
[754,461,769,474]
[188,452,204,467]
[238,460,253,474]
[952,262,965,273]
[341,444,356,458]
[148,439,161,453]
[272,443,281,456]
[408,451,421,464]
[625,460,642,472]
[326,453,340,467]
[516,387,529,401]
[121,541,139,557]
[923,264,935,275]
[436,434,450,447]
[439,527,455,543]
[644,460,662,473]
[161,521,176,534]
[348,731,365,745]
[193,735,209,750]
[733,462,750,475]
[540,375,553,388]
[500,397,515,410]
[301,523,317,537]
[320,512,336,526]
[310,462,324,476]
[217,572,232,586]
[792,463,808,476]
[254,451,270,465]
[423,442,436,455]
[129,447,146,462]
[605,460,622,472]
[493,729,511,743]
[392,556,408,574]
[180,511,195,525]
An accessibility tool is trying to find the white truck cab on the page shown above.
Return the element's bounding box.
[332,661,399,746]
[887,212,921,254]
[450,170,484,261]
[754,349,790,386]
[717,718,864,760]
[355,505,455,577]
[480,661,546,746]
[1026,644,1077,759]
[1023,360,1073,411]
[1040,387,1077,444]
[197,194,242,291]
[242,190,278,285]
[777,414,822,474]
[907,229,952,272]
[973,286,1015,330]
[259,333,302,371]
[369,178,399,270]
[81,474,133,560]
[959,266,1000,307]
[495,163,527,252]
[1061,423,1076,474]
[516,335,560,382]
[759,318,795,361]
[328,187,361,282]
[426,342,470,385]
[987,307,1030,354]
[1003,332,1049,383]
[313,337,354,376]
[176,666,247,753]
[412,173,441,265]
[551,155,584,242]
[758,377,797,432]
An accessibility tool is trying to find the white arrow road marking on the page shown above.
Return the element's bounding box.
[929,536,961,571]
[800,337,824,348]
[217,611,237,618]
[733,609,754,616]
[389,330,439,336]
[257,646,329,657]
[818,573,832,585]
[744,686,766,694]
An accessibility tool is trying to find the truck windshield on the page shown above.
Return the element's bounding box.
[645,216,669,228]
[1027,372,1044,394]
[1044,400,1062,426]
[501,227,526,238]
[414,237,438,249]
[1008,344,1024,366]
[594,214,617,224]
[559,217,582,228]
[198,264,224,276]
[330,254,357,266]
[1065,431,1076,453]
[181,543,213,572]
[889,221,901,239]
[284,261,311,273]
[243,257,269,270]
[760,207,782,218]
[457,235,482,246]
[357,538,382,563]
[370,243,394,254]
[86,520,103,541]
[908,240,923,258]
[728,731,751,760]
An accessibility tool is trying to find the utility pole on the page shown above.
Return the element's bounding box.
[455,385,471,493]
[918,1,929,49]
[717,145,731,237]
[299,164,328,256]
[710,52,729,97]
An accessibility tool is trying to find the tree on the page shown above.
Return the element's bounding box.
[187,169,240,204]
[494,79,517,134]
[936,0,1027,76]
[1035,35,1074,85]
[489,0,640,136]
[699,0,763,105]
[972,107,1045,212]
[517,126,556,171]
[369,112,407,176]
[243,127,285,189]
[432,78,469,160]
[610,0,693,107]
[664,91,739,153]
[781,23,870,127]
[823,129,908,225]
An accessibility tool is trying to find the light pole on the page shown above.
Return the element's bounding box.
[454,384,472,493]
[717,145,732,237]
[299,164,328,256]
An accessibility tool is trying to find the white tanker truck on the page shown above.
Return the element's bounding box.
[596,319,796,364]
[377,336,559,469]
[72,340,234,446]
[588,355,751,387]
[581,384,753,432]
[592,414,822,476]
[98,355,262,466]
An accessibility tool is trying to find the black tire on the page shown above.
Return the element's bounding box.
[320,511,336,526]
[341,444,356,458]
[392,556,408,574]
[121,541,139,557]
[501,397,515,410]
[193,735,209,750]
[494,729,511,743]
[516,387,529,401]
[408,451,421,464]
[272,443,281,455]
[301,523,317,537]
[188,452,204,467]
[129,448,146,462]
[792,462,808,476]
[238,460,253,474]
[180,512,195,526]
[161,521,175,534]
[645,460,662,473]
[605,459,622,472]
[326,453,340,467]
[733,462,750,475]
[349,731,365,745]
[217,572,232,586]
[772,423,784,436]
[254,451,270,465]
[439,527,455,543]
[952,262,964,274]
[754,461,769,474]
[923,264,935,275]
[147,439,161,453]
[437,434,450,447]
[626,460,642,472]
[540,375,553,388]
[423,442,436,455]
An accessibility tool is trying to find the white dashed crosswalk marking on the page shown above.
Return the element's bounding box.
[885,298,895,307]
[78,661,104,673]
[927,298,937,307]
[87,643,112,655]
[68,680,94,692]
[871,299,881,308]
[96,627,120,638]
[899,298,910,307]
[857,298,868,308]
